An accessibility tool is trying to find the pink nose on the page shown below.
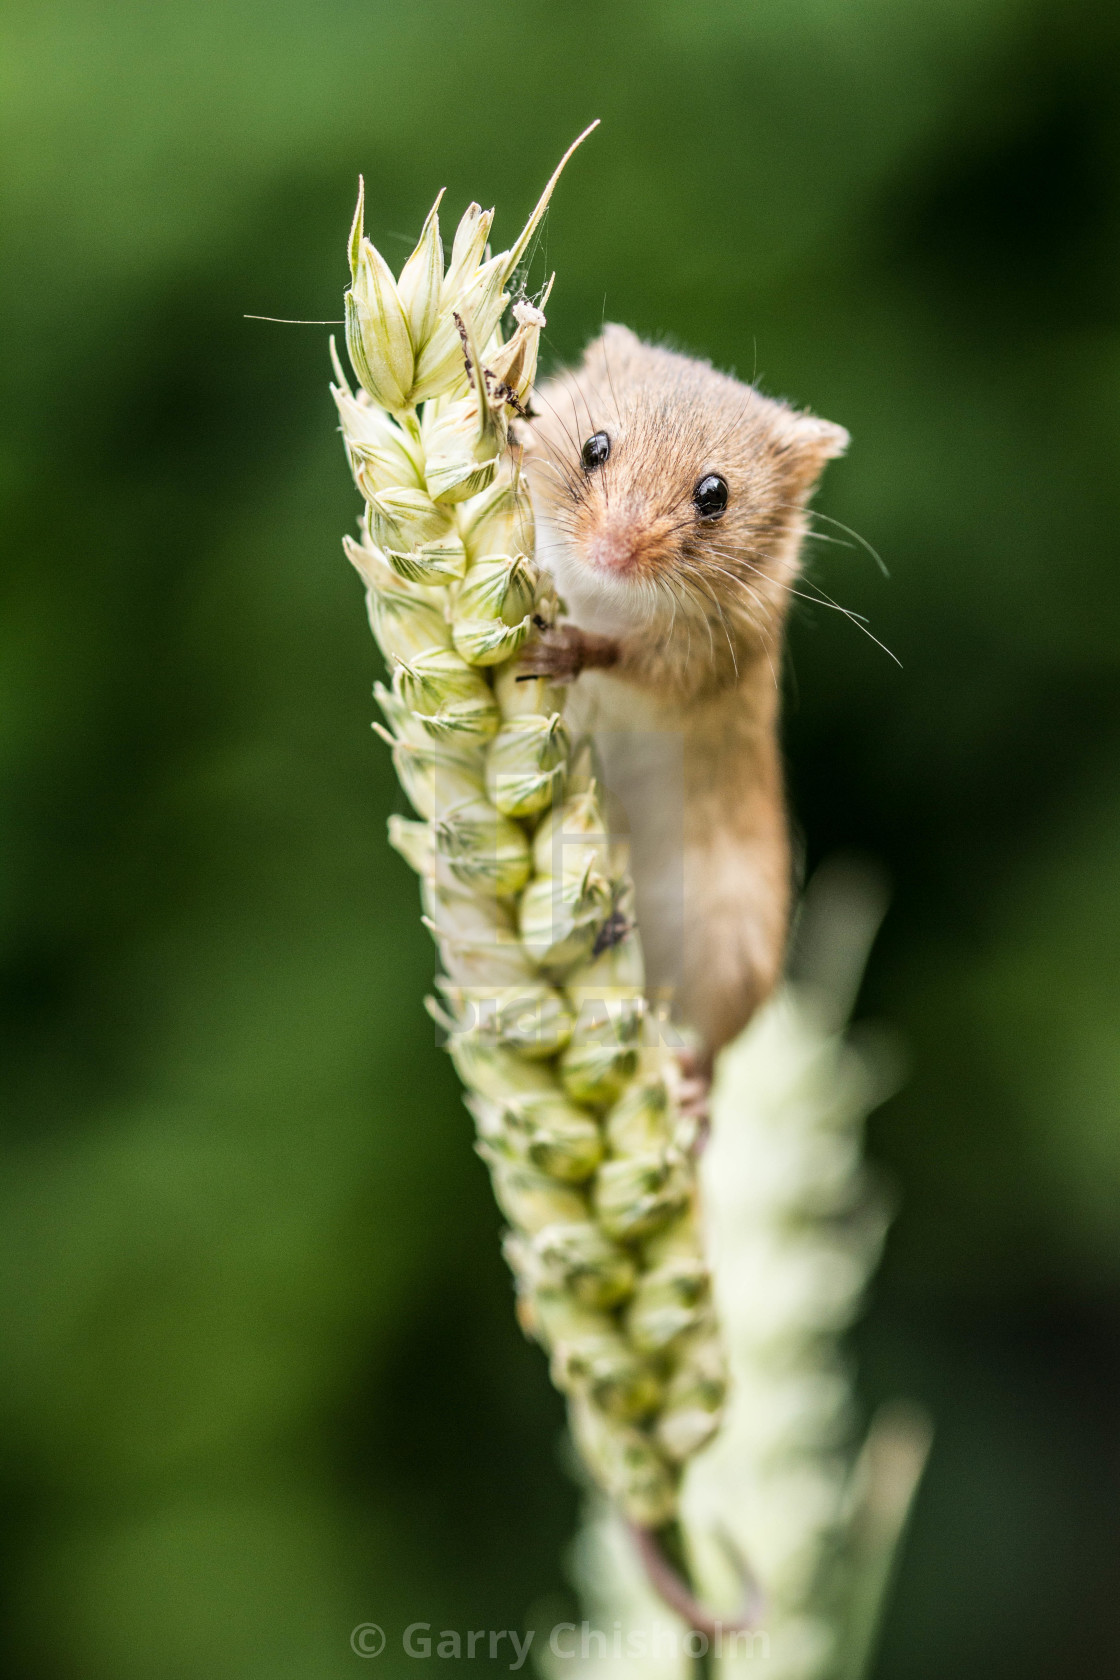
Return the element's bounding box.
[588,528,638,573]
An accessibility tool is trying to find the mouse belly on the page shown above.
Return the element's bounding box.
[563,672,790,1063]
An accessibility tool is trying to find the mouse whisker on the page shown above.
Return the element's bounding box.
[677,560,744,680]
[669,569,719,669]
[532,457,583,500]
[659,568,705,664]
[688,559,781,689]
[668,574,695,668]
[689,557,768,622]
[599,334,624,431]
[687,549,785,639]
[531,386,587,475]
[736,553,901,666]
[807,509,889,577]
[656,575,679,651]
[794,580,899,663]
[705,578,740,680]
[566,381,599,484]
[801,529,856,551]
[568,360,599,444]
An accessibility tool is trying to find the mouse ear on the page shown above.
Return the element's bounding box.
[776,409,850,492]
[595,322,644,360]
[791,412,850,461]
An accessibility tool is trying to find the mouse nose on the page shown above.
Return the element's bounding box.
[588,525,640,574]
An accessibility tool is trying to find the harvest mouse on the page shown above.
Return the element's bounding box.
[520,324,848,1079]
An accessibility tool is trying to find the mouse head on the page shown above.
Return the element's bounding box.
[523,324,847,665]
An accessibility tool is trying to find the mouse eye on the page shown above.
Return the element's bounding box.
[581,431,611,471]
[693,474,728,519]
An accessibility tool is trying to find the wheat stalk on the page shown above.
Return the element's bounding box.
[332,127,727,1544]
[552,869,931,1678]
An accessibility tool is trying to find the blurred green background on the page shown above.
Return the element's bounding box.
[3,0,1120,1674]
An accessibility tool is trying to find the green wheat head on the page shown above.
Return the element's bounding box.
[332,128,725,1529]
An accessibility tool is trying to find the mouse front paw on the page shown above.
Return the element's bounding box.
[517,623,589,684]
[518,623,619,684]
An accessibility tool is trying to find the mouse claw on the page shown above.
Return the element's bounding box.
[517,623,586,684]
[675,1046,709,1081]
[678,1075,711,1153]
[674,1048,712,1152]
[678,1075,710,1120]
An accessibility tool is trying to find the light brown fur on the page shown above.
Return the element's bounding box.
[521,325,848,1069]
